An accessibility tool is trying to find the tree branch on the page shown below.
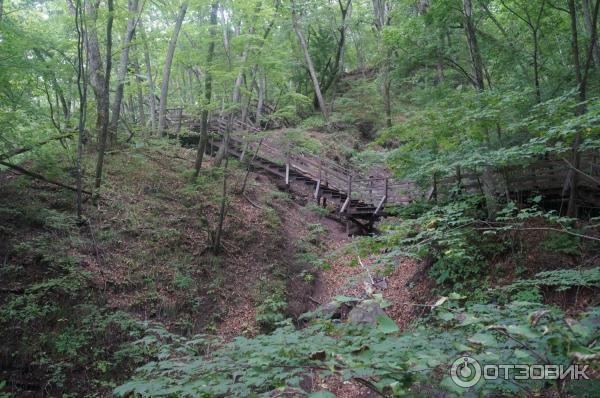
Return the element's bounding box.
[0,160,92,195]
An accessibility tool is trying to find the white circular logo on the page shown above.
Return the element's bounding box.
[450,356,482,388]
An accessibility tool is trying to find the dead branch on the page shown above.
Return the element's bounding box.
[0,132,75,161]
[0,160,92,195]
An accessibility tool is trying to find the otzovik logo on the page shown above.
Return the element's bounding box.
[450,356,482,388]
[450,356,591,388]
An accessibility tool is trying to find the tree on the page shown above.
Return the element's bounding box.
[93,0,115,194]
[109,0,141,143]
[463,0,485,91]
[140,20,157,133]
[193,1,219,177]
[372,0,392,127]
[497,0,547,102]
[85,0,109,133]
[564,0,599,217]
[157,2,188,136]
[291,0,329,120]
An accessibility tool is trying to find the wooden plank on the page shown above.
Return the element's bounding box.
[374,195,386,215]
[340,197,350,213]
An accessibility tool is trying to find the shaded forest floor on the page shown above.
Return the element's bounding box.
[1,138,599,397]
[0,141,429,396]
[0,143,318,395]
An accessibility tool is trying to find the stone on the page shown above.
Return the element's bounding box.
[348,301,386,325]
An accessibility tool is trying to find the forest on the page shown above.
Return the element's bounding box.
[1,0,600,396]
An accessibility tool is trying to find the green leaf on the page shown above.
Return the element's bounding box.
[334,295,360,303]
[468,332,498,347]
[506,324,540,339]
[437,311,455,322]
[376,315,400,334]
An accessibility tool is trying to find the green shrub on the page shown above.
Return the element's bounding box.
[540,232,581,256]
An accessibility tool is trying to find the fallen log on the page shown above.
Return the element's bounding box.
[0,160,92,195]
[0,132,75,161]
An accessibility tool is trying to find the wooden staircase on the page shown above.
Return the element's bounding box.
[203,129,419,230]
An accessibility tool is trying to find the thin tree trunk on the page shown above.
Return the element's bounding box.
[532,29,542,102]
[194,2,218,177]
[140,21,157,133]
[463,0,485,91]
[85,0,107,132]
[132,54,146,127]
[256,71,265,127]
[372,0,392,127]
[382,54,392,128]
[158,2,188,136]
[75,0,87,218]
[321,0,352,104]
[93,0,114,195]
[582,0,600,66]
[565,0,599,216]
[214,41,249,167]
[109,0,140,143]
[292,0,328,119]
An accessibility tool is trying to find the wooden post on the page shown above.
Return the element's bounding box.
[285,149,290,191]
[347,173,353,201]
[384,178,388,203]
[175,107,183,138]
[341,173,352,214]
[318,158,322,181]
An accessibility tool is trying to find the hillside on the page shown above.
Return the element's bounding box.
[3,0,600,396]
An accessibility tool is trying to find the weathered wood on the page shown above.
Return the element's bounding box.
[170,110,600,216]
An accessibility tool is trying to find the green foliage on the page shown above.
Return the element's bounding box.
[255,281,287,332]
[283,128,323,155]
[116,297,600,397]
[505,267,600,293]
[304,202,330,218]
[306,223,326,245]
[541,232,581,256]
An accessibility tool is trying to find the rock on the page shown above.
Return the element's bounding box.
[319,300,355,320]
[320,301,341,318]
[348,301,386,325]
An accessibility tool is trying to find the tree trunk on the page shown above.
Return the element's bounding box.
[532,28,541,102]
[565,0,599,216]
[582,0,600,67]
[463,0,485,91]
[193,1,218,177]
[109,0,140,143]
[75,0,86,218]
[213,40,249,167]
[85,0,107,133]
[256,71,265,127]
[321,0,352,104]
[132,53,146,127]
[94,0,114,195]
[292,0,329,120]
[140,21,157,133]
[158,2,188,136]
[372,0,392,127]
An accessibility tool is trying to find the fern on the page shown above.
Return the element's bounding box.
[505,267,600,292]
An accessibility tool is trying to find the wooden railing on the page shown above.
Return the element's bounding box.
[165,109,600,211]
[223,130,418,208]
